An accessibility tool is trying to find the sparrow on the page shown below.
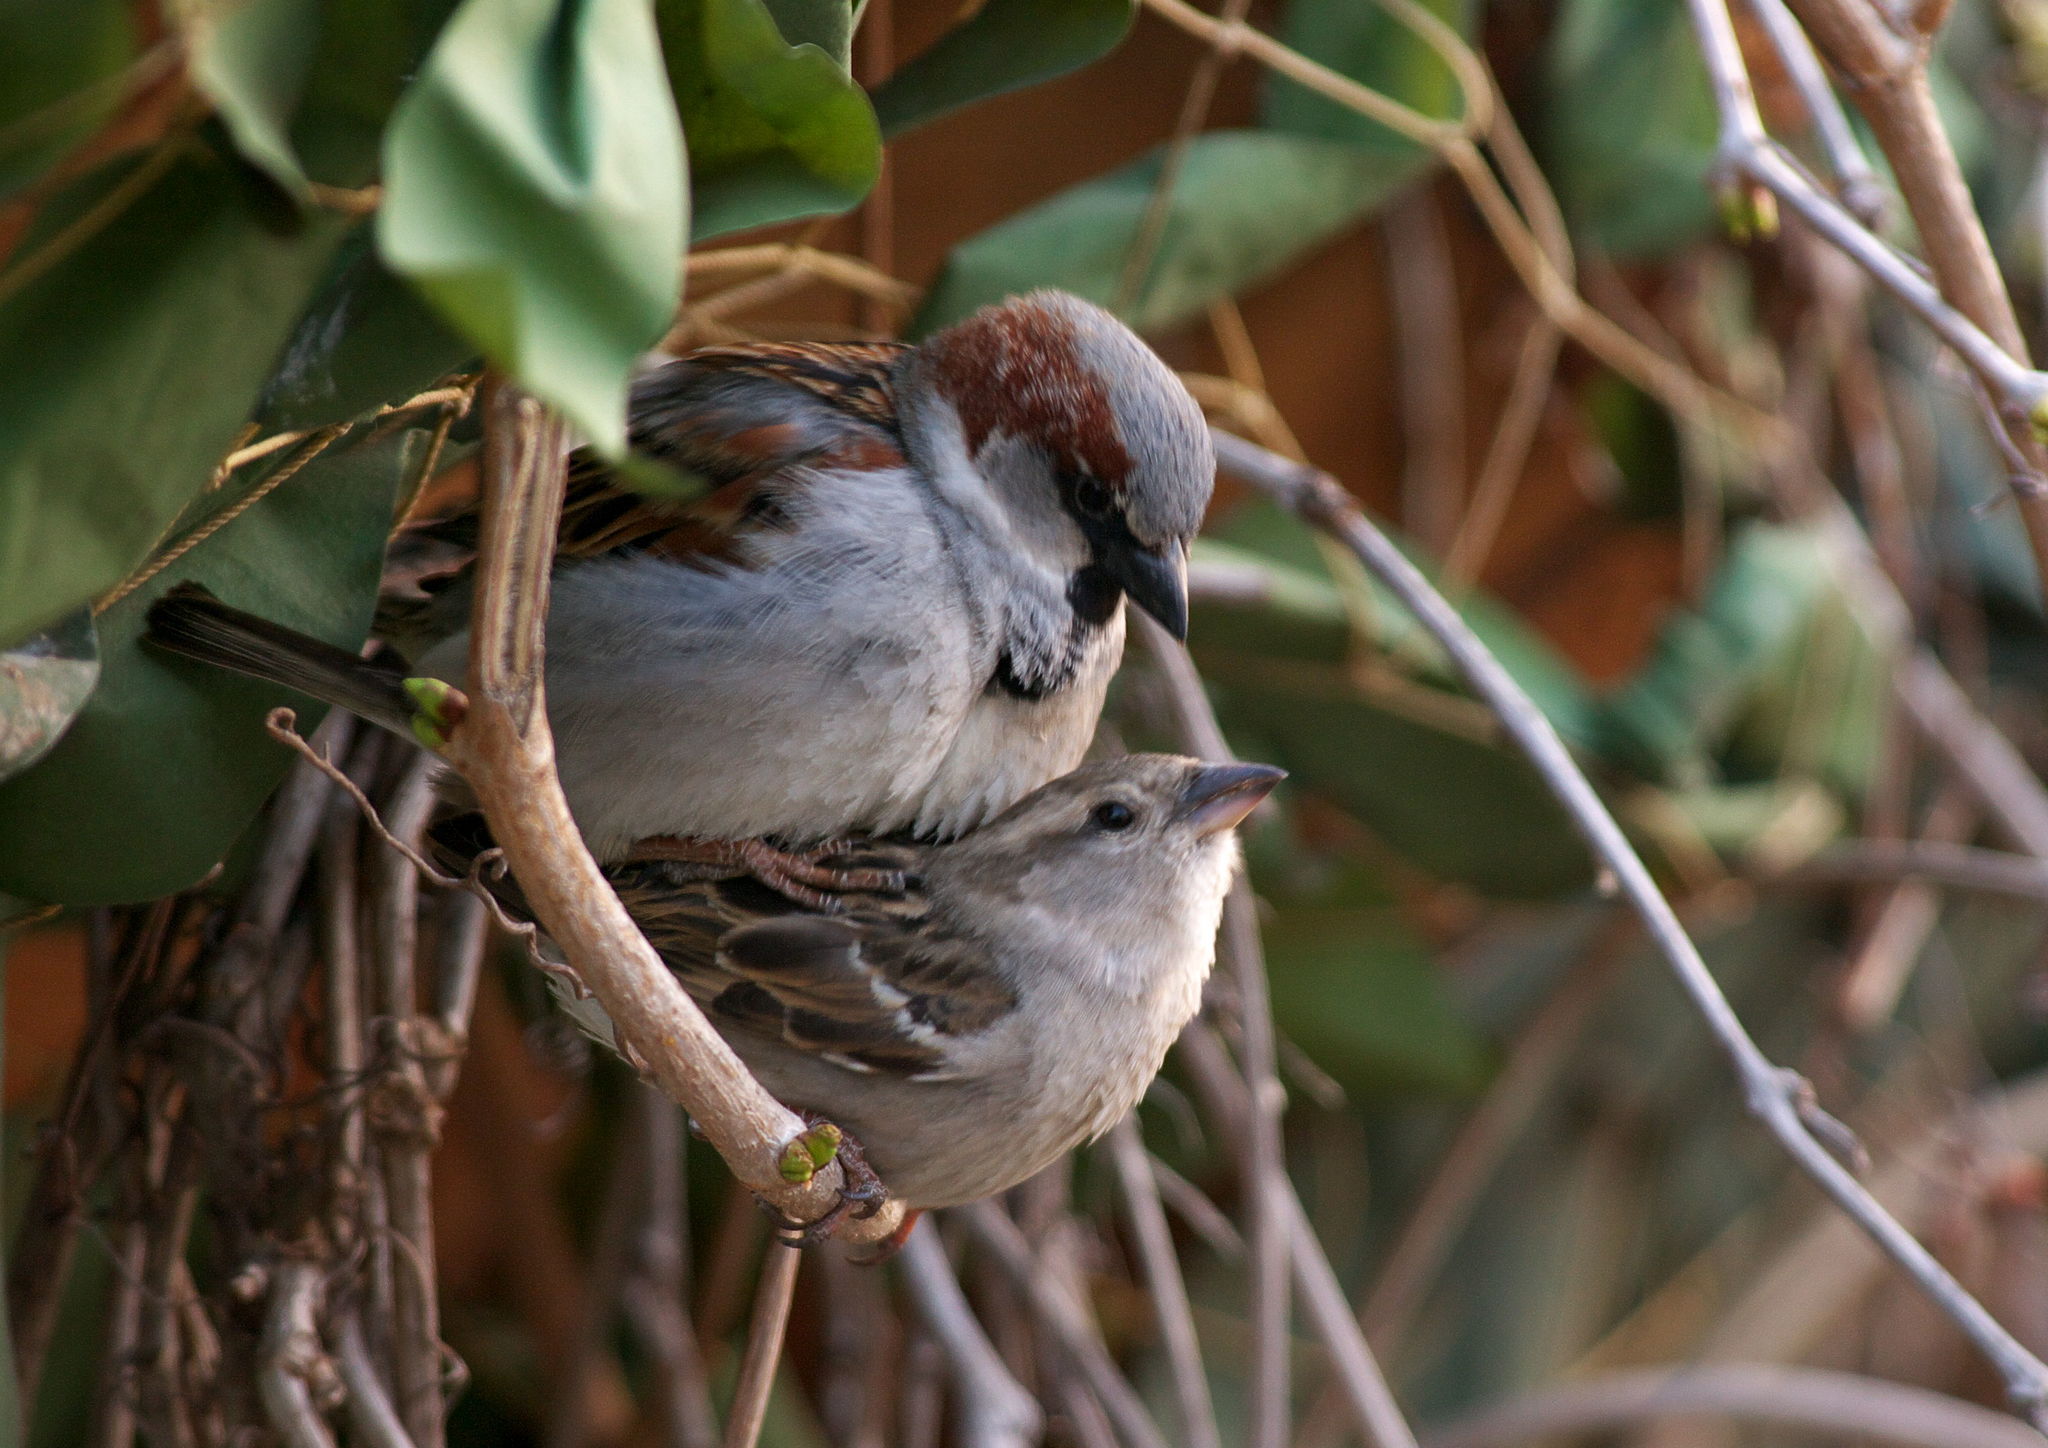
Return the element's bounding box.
[148,290,1214,881]
[436,754,1284,1210]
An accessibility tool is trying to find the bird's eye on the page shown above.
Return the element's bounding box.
[1073,476,1114,519]
[1091,800,1137,832]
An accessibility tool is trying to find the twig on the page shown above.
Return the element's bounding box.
[366,755,446,1448]
[258,1262,340,1448]
[1746,0,1887,222]
[334,1315,418,1448]
[621,1088,721,1448]
[1133,613,1291,1448]
[720,1240,800,1448]
[1106,1119,1221,1448]
[896,1219,1045,1448]
[1281,1187,1420,1448]
[1147,1155,1244,1261]
[1894,653,2048,858]
[1422,1364,2047,1448]
[957,1201,1171,1448]
[1680,0,2048,582]
[1210,427,2048,1428]
[1384,187,1468,557]
[437,378,901,1241]
[1773,840,2048,901]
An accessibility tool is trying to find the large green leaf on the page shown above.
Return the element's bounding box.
[1190,520,1598,899]
[187,0,319,197]
[0,0,135,197]
[378,0,686,455]
[0,149,351,650]
[258,234,478,432]
[758,0,850,66]
[1545,0,1717,256]
[1262,907,1488,1094]
[1593,520,1888,800]
[1263,0,1471,156]
[659,0,880,239]
[869,0,1132,137]
[0,429,414,905]
[913,130,1423,336]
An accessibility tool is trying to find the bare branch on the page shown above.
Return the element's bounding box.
[259,1262,340,1448]
[1681,0,2048,581]
[1211,427,2048,1428]
[334,1315,418,1448]
[1134,614,1291,1448]
[957,1201,1171,1448]
[440,378,901,1243]
[720,1240,800,1448]
[1423,1364,2048,1448]
[1282,1188,1420,1448]
[1106,1119,1221,1448]
[896,1219,1045,1448]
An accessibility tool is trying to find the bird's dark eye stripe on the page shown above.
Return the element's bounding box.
[1091,801,1136,831]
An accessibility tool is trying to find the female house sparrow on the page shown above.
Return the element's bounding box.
[440,755,1283,1209]
[148,291,1213,877]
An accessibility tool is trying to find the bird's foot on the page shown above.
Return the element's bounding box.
[767,1116,890,1245]
[622,834,905,911]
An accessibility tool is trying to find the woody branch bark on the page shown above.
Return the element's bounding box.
[441,377,901,1244]
[1210,427,2048,1430]
[1680,0,2048,586]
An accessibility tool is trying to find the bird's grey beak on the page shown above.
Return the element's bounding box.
[1176,762,1285,836]
[1104,539,1190,641]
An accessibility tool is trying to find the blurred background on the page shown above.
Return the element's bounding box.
[9,0,2048,1443]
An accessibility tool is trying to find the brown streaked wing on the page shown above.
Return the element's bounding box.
[409,341,910,569]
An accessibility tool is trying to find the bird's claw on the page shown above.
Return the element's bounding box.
[765,1118,889,1245]
[621,834,906,911]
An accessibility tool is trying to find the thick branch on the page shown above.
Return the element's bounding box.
[1210,428,2048,1429]
[442,378,899,1242]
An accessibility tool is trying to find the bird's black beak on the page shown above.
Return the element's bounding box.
[1102,538,1190,641]
[1175,762,1286,836]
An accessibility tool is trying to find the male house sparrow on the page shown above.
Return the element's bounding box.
[440,755,1283,1209]
[149,291,1213,878]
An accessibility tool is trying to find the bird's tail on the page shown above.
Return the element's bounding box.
[145,582,424,739]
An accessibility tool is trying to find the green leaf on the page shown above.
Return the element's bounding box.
[913,130,1424,337]
[1189,530,1597,899]
[1263,0,1471,156]
[1593,520,1889,799]
[0,428,413,906]
[258,234,478,432]
[0,610,98,784]
[759,0,851,65]
[659,0,880,240]
[870,0,1132,137]
[378,0,686,455]
[1545,0,1717,256]
[0,149,351,650]
[187,0,319,197]
[1262,907,1488,1094]
[0,0,135,197]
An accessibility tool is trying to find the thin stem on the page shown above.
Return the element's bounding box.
[720,1241,800,1448]
[958,1202,1171,1448]
[896,1218,1045,1448]
[1211,427,2048,1427]
[1424,1364,2046,1448]
[1106,1119,1222,1448]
